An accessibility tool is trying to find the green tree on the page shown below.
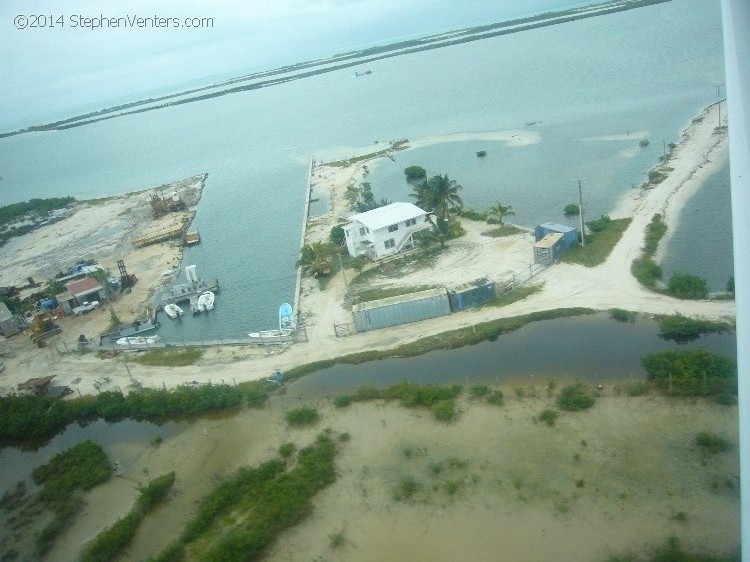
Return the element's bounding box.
[297,242,334,277]
[487,202,515,225]
[329,225,345,247]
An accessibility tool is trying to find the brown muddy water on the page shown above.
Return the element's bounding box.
[0,315,739,561]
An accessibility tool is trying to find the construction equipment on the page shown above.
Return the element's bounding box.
[117,260,138,289]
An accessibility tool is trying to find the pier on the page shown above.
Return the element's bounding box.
[292,157,315,329]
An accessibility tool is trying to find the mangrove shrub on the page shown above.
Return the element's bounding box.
[641,348,736,397]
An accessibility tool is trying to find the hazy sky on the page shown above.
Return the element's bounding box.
[0,0,577,126]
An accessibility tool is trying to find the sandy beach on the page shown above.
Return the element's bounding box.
[0,103,734,397]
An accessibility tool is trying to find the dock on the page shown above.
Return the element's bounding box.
[184,230,201,245]
[160,279,219,307]
[133,213,192,248]
[291,157,315,330]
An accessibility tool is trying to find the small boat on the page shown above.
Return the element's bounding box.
[163,303,184,319]
[198,291,215,311]
[279,302,293,330]
[115,335,161,346]
[248,329,294,339]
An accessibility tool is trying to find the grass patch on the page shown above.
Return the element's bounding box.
[560,217,631,267]
[285,406,320,427]
[32,441,113,555]
[393,475,420,501]
[153,432,339,561]
[482,224,525,237]
[622,381,650,397]
[351,251,440,286]
[333,395,352,408]
[470,384,490,398]
[133,348,204,367]
[606,536,740,562]
[80,472,176,562]
[483,284,543,308]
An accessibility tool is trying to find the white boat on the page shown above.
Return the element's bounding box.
[197,291,215,311]
[163,303,184,319]
[248,329,294,339]
[115,335,161,346]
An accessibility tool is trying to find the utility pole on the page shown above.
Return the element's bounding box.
[573,179,586,247]
[714,83,724,127]
[337,253,349,298]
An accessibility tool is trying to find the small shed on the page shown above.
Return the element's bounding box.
[0,302,19,337]
[447,278,496,312]
[66,277,104,304]
[534,223,579,249]
[55,291,76,314]
[533,232,565,265]
[353,288,451,332]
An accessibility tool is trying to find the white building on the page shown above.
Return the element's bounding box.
[343,202,432,259]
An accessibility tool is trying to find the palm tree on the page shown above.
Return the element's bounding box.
[410,174,463,219]
[297,242,334,277]
[488,202,515,225]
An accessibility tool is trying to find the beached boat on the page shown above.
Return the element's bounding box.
[198,291,215,311]
[164,303,184,319]
[115,335,161,346]
[279,302,293,329]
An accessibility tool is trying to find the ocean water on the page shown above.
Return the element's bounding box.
[0,0,728,339]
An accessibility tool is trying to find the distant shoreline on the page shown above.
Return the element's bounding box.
[0,0,669,139]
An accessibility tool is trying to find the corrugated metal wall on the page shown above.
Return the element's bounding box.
[353,289,451,332]
[448,278,496,312]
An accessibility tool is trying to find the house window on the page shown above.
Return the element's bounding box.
[359,227,367,236]
[388,223,399,232]
[405,218,417,227]
[384,238,395,249]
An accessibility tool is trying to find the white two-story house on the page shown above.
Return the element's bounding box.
[343,202,432,259]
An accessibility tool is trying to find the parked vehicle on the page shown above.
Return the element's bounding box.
[72,301,100,315]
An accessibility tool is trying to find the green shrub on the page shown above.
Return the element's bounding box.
[642,349,736,397]
[668,272,709,299]
[564,203,580,216]
[695,432,730,455]
[285,406,320,427]
[631,256,663,288]
[659,313,730,342]
[430,399,457,421]
[486,389,504,406]
[329,225,345,246]
[470,384,490,398]
[623,382,649,396]
[610,308,636,323]
[394,476,420,501]
[333,395,352,408]
[643,214,667,256]
[279,443,296,458]
[404,166,427,181]
[586,214,612,233]
[538,408,558,427]
[556,384,595,411]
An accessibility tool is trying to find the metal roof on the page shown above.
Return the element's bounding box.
[65,276,102,298]
[348,202,428,231]
[534,232,564,248]
[0,302,12,322]
[353,287,447,312]
[539,222,575,233]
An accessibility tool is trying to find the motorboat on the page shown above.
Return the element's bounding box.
[163,303,184,319]
[279,302,293,329]
[197,291,215,311]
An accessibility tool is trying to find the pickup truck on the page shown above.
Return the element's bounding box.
[72,301,100,315]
